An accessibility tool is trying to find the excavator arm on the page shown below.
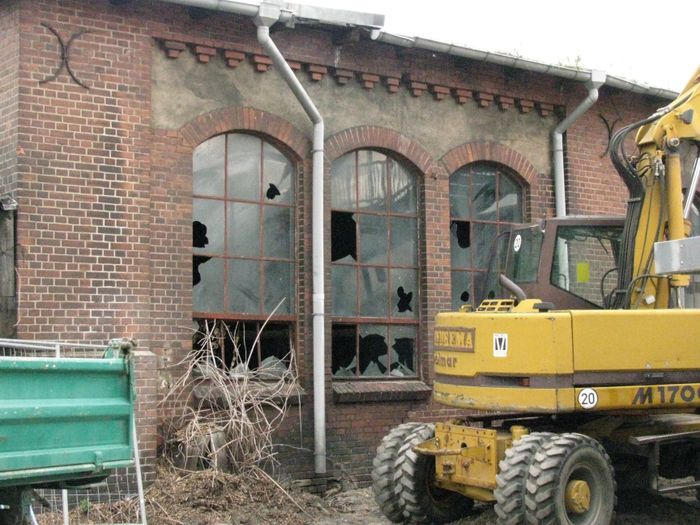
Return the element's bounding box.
[611,65,700,309]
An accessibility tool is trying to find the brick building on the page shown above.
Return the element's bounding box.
[0,0,678,485]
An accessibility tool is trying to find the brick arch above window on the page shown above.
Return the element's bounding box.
[178,107,309,161]
[325,126,436,175]
[440,141,538,186]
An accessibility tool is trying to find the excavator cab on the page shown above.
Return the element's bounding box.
[481,216,624,309]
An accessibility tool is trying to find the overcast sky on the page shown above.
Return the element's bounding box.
[306,0,698,93]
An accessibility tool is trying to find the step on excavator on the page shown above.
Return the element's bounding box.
[372,65,700,525]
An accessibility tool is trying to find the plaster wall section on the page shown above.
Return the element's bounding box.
[152,49,553,177]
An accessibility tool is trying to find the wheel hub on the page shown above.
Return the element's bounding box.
[564,479,591,514]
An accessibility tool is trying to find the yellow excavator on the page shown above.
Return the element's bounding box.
[372,66,700,525]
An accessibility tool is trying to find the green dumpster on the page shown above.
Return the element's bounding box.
[0,339,135,490]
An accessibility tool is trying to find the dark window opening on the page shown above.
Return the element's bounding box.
[332,323,416,378]
[331,211,357,262]
[193,318,292,377]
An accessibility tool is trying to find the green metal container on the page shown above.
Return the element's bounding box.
[0,340,135,488]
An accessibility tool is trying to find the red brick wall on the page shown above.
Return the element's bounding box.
[564,84,659,215]
[0,1,19,197]
[7,0,670,487]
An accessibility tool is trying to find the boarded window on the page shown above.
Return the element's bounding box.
[330,150,419,378]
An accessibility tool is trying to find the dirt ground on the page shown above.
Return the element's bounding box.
[56,464,700,525]
[311,487,700,525]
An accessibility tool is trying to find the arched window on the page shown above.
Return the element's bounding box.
[330,150,419,378]
[450,162,524,309]
[192,133,295,371]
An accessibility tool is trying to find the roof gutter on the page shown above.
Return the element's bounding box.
[370,31,677,100]
[159,0,385,476]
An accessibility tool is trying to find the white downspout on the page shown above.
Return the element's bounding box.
[552,71,606,290]
[552,70,607,217]
[255,6,326,475]
[162,0,328,476]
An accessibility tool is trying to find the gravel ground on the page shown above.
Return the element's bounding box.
[310,487,700,525]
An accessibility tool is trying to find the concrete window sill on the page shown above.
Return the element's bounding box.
[332,380,432,403]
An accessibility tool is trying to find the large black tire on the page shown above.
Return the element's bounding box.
[494,432,555,525]
[524,433,616,525]
[394,423,474,524]
[372,423,422,522]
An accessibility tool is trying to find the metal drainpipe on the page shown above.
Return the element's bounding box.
[552,71,605,290]
[254,7,327,476]
[552,70,606,217]
[161,0,327,475]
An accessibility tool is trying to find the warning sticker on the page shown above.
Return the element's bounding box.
[493,333,508,357]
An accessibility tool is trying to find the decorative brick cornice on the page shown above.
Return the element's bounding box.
[307,64,327,82]
[154,37,563,120]
[250,54,272,72]
[430,85,450,101]
[325,126,435,176]
[193,45,216,63]
[384,77,400,93]
[333,68,354,85]
[163,40,186,59]
[497,96,514,111]
[223,50,245,68]
[440,141,537,186]
[452,88,472,105]
[359,73,380,90]
[475,92,494,108]
[178,107,309,160]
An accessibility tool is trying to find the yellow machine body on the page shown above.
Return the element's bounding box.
[434,307,700,413]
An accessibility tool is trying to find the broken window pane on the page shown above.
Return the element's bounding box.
[227,259,260,314]
[450,220,471,268]
[264,261,293,315]
[331,211,357,262]
[359,325,388,376]
[331,153,356,210]
[227,202,259,257]
[390,325,416,376]
[474,223,497,269]
[449,169,469,218]
[264,205,292,258]
[472,168,497,221]
[391,164,417,214]
[499,175,523,222]
[263,142,293,203]
[391,216,417,267]
[227,134,261,201]
[332,324,357,376]
[193,258,224,312]
[451,270,471,310]
[331,150,419,379]
[193,199,224,254]
[193,134,225,197]
[360,267,388,317]
[259,323,291,379]
[332,265,357,316]
[359,214,388,265]
[358,150,387,211]
[391,268,417,318]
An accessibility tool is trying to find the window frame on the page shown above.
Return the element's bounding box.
[330,149,422,380]
[192,132,297,322]
[449,161,526,307]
